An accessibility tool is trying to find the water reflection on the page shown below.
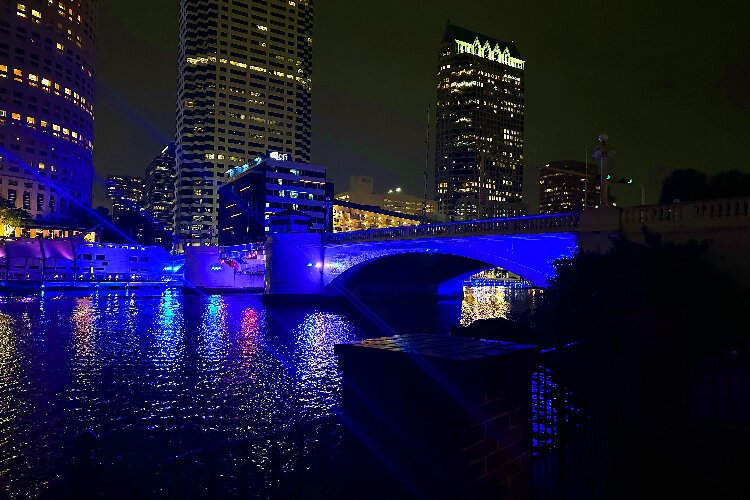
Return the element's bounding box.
[0,285,547,498]
[460,284,541,326]
[293,312,356,419]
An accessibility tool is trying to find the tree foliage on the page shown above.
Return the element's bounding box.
[0,195,31,228]
[660,168,750,203]
[536,233,748,350]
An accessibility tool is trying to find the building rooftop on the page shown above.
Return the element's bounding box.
[443,22,522,59]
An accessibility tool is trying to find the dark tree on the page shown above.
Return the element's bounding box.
[537,233,748,350]
[708,170,750,198]
[659,168,709,203]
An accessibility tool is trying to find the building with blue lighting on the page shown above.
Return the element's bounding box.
[175,0,314,247]
[218,155,332,245]
[0,0,96,220]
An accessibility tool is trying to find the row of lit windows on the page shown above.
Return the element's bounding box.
[18,1,83,24]
[0,65,94,118]
[17,2,86,49]
[0,109,92,150]
[185,55,310,87]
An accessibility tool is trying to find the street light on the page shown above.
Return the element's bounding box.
[613,177,645,205]
[592,134,616,207]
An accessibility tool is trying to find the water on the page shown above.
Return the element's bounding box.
[0,285,536,497]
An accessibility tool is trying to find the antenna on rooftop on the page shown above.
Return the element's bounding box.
[422,102,431,223]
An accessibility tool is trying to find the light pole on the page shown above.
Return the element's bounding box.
[612,177,645,205]
[592,134,616,207]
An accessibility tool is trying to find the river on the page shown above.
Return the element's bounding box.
[0,285,536,497]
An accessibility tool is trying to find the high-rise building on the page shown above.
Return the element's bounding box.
[144,143,177,234]
[176,0,314,248]
[106,175,143,222]
[217,157,331,245]
[435,23,525,221]
[335,175,438,218]
[0,0,97,219]
[538,160,600,214]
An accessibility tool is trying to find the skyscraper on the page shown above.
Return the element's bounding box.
[538,160,600,214]
[435,23,525,221]
[176,0,314,248]
[0,0,97,219]
[106,175,143,222]
[144,143,177,235]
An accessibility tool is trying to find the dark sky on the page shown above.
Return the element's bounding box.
[95,0,750,210]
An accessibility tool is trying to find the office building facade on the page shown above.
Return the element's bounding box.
[538,160,599,214]
[176,0,314,247]
[435,23,525,221]
[218,157,330,245]
[0,0,96,219]
[106,175,143,222]
[144,143,177,234]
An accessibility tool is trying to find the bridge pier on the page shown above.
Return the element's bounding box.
[264,232,324,297]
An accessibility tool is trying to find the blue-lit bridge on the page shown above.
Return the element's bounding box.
[265,197,750,296]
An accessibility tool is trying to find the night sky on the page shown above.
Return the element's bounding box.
[95,0,750,211]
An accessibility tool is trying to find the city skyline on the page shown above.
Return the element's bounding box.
[95,0,750,211]
[174,0,314,246]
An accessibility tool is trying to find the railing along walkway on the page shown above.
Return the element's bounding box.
[327,213,581,243]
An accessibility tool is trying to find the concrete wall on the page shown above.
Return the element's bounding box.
[264,232,324,295]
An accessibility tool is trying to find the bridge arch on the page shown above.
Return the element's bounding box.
[322,233,579,293]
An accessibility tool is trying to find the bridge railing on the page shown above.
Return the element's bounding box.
[620,196,750,230]
[326,213,581,243]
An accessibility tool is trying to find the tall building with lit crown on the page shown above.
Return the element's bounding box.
[538,160,600,214]
[144,143,177,234]
[435,23,525,221]
[106,175,143,222]
[0,0,96,220]
[176,0,314,248]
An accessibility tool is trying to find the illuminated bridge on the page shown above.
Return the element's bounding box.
[265,197,750,296]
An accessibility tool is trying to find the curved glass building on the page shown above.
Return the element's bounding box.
[0,0,96,220]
